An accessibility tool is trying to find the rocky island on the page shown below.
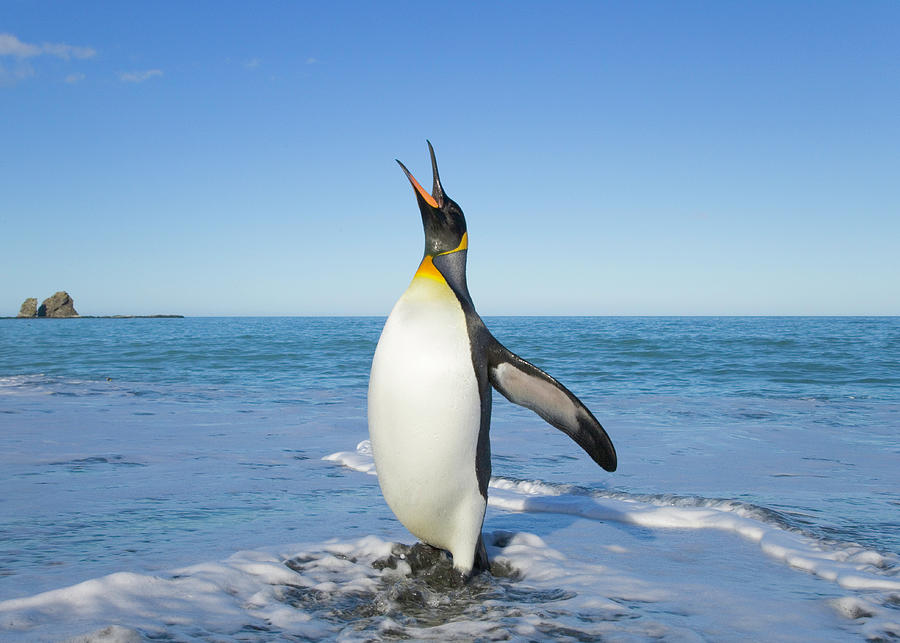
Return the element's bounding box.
[11,292,183,319]
[18,298,38,318]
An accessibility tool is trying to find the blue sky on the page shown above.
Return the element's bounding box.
[2,2,898,315]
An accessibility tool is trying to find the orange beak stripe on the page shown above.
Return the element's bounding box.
[406,171,439,208]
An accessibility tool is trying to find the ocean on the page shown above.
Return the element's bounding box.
[0,316,897,641]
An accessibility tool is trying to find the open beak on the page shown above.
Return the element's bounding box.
[396,140,445,208]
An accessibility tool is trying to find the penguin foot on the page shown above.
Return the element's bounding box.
[372,535,523,584]
[406,542,451,573]
[373,542,470,587]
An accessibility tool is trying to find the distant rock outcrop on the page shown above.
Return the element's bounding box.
[38,291,79,318]
[9,292,182,318]
[17,298,38,318]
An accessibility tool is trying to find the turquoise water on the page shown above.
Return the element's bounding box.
[1,317,898,640]
[4,316,898,400]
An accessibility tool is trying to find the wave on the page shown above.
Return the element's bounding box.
[0,531,678,642]
[2,438,897,640]
[2,525,897,641]
[325,440,900,634]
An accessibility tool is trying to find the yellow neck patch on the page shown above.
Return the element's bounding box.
[413,233,468,283]
[414,255,445,282]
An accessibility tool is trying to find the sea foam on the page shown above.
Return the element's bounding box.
[323,440,900,640]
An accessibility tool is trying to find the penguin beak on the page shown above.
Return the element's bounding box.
[396,140,445,209]
[397,160,439,208]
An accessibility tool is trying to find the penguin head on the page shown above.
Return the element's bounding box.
[397,141,468,257]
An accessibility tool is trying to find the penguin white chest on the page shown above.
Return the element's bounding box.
[368,276,484,554]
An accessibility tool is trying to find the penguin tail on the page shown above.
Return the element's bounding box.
[473,533,490,574]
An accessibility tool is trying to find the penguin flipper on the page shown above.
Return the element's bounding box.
[487,340,617,472]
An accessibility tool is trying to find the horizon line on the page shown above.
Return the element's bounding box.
[4,314,899,319]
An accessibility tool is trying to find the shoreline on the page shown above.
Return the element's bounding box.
[2,315,185,319]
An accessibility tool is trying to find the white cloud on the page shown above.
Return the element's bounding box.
[65,72,85,84]
[244,58,261,69]
[41,42,96,60]
[0,61,35,86]
[119,69,163,83]
[0,32,96,60]
[0,33,94,86]
[305,57,318,65]
[0,33,40,57]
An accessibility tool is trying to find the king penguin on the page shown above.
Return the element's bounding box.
[368,142,617,575]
